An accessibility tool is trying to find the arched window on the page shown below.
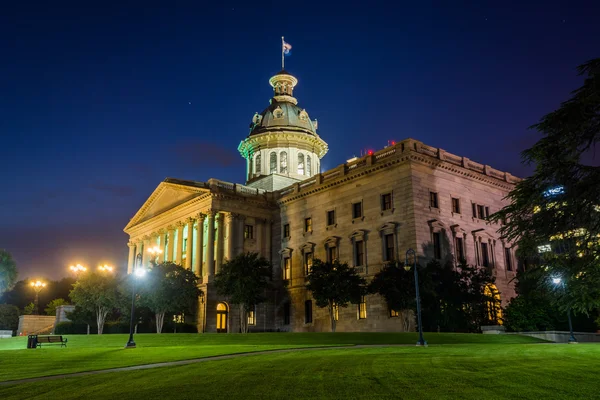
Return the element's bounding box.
[255,153,261,175]
[297,153,305,175]
[484,284,502,324]
[306,155,312,176]
[280,151,288,174]
[270,152,277,174]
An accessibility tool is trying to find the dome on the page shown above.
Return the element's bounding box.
[249,100,317,136]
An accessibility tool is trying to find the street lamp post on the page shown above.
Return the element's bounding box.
[404,249,427,346]
[199,291,206,333]
[30,281,47,315]
[552,277,577,343]
[126,254,145,349]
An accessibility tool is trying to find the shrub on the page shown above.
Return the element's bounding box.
[0,304,19,332]
[103,322,130,334]
[54,321,90,334]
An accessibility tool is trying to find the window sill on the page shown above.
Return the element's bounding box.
[380,208,395,216]
[302,231,313,237]
[326,224,337,230]
[352,217,365,224]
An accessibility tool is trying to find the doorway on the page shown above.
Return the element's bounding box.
[216,303,228,333]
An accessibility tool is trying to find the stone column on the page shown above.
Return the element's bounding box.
[141,236,150,267]
[206,211,216,277]
[185,218,194,269]
[215,213,224,273]
[194,213,206,275]
[167,226,175,262]
[159,229,168,263]
[237,215,246,255]
[226,213,235,261]
[127,242,136,274]
[175,222,184,264]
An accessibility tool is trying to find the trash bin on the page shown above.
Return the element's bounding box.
[27,335,38,349]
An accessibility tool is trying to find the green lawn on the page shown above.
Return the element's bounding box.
[1,341,599,399]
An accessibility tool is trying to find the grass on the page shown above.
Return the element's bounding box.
[1,340,599,399]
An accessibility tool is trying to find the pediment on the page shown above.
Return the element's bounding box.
[124,180,210,232]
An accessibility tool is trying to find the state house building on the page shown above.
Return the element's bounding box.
[124,70,519,333]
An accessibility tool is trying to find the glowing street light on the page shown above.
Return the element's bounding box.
[148,246,163,263]
[30,280,47,315]
[69,264,87,274]
[98,265,114,273]
[552,276,577,343]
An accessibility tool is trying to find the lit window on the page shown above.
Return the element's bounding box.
[452,198,461,214]
[283,257,291,280]
[305,300,313,324]
[352,202,362,219]
[247,306,256,325]
[333,303,339,321]
[327,210,335,226]
[280,151,288,174]
[381,193,392,211]
[358,296,367,319]
[430,192,439,208]
[298,153,305,175]
[537,244,551,253]
[283,224,290,238]
[270,152,277,174]
[304,217,312,233]
[244,225,254,239]
[354,240,364,267]
[390,309,399,318]
[304,252,313,275]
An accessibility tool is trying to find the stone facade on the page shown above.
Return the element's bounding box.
[124,70,519,334]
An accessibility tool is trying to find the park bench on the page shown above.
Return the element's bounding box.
[36,335,68,348]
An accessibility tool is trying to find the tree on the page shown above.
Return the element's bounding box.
[69,271,119,334]
[492,59,600,314]
[368,262,415,330]
[214,253,272,334]
[306,259,366,332]
[141,262,201,333]
[23,302,35,315]
[0,250,18,295]
[0,304,19,332]
[44,298,69,316]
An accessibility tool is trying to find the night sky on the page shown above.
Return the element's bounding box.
[1,1,597,280]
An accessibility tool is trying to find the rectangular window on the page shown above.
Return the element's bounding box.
[304,218,312,233]
[304,252,313,275]
[481,242,490,268]
[472,203,477,218]
[358,296,367,319]
[505,247,513,271]
[333,302,339,321]
[305,300,313,324]
[381,193,392,211]
[456,237,465,263]
[283,302,291,325]
[283,223,290,238]
[452,198,461,214]
[247,306,256,325]
[326,210,336,226]
[354,240,364,267]
[429,191,439,208]
[433,232,441,259]
[477,205,485,219]
[244,225,254,239]
[384,234,395,261]
[390,309,399,318]
[183,238,188,252]
[485,206,490,218]
[283,257,291,280]
[352,202,363,219]
[327,246,337,263]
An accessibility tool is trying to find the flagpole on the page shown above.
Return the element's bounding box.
[281,36,284,70]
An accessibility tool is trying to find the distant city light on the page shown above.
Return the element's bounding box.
[552,277,562,285]
[544,186,564,197]
[537,244,552,253]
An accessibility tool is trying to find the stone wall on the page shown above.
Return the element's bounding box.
[509,331,600,343]
[17,315,56,335]
[54,305,76,332]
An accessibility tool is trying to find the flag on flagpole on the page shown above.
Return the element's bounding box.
[283,40,292,56]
